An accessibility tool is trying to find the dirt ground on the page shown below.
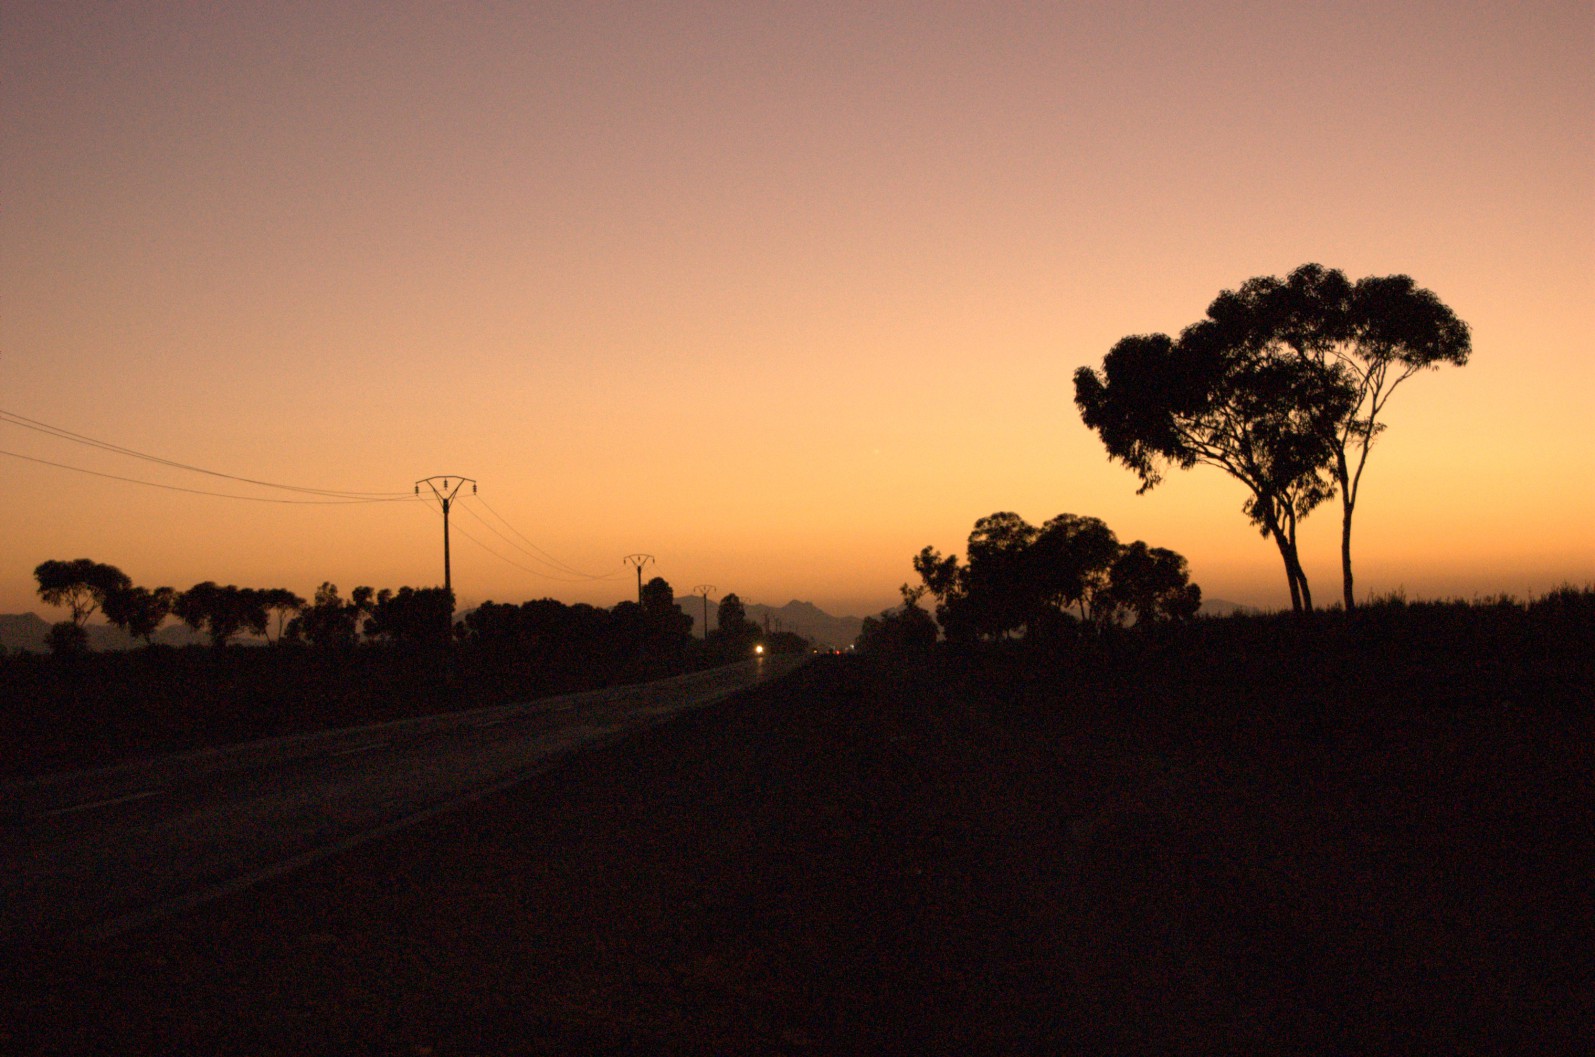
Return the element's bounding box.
[4,655,1589,1055]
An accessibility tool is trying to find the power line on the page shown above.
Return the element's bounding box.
[5,408,640,590]
[0,448,421,504]
[456,499,620,582]
[411,500,609,583]
[471,494,614,580]
[0,408,412,498]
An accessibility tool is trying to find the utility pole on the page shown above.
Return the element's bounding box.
[416,476,476,600]
[622,553,655,605]
[691,584,716,639]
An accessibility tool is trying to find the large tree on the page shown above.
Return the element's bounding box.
[173,582,269,648]
[259,588,306,644]
[33,559,131,628]
[716,593,756,639]
[913,511,1190,640]
[1230,264,1471,609]
[286,582,370,648]
[1107,542,1202,626]
[365,586,454,647]
[1030,513,1121,624]
[962,512,1042,638]
[638,576,693,649]
[102,585,177,645]
[1075,319,1353,612]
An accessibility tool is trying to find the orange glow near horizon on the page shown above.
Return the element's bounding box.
[3,2,1592,625]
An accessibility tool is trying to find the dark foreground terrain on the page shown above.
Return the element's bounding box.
[4,622,1591,1055]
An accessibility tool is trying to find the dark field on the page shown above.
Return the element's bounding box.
[4,600,1591,1054]
[0,641,739,780]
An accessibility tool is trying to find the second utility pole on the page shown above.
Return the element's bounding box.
[416,476,476,598]
[623,553,655,605]
[691,584,716,639]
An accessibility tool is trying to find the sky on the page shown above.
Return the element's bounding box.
[3,0,1592,623]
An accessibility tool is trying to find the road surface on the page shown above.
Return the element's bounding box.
[1,655,804,945]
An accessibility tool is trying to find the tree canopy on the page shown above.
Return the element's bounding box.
[34,559,132,627]
[365,586,454,647]
[173,582,269,648]
[285,582,369,649]
[914,512,1200,641]
[1220,264,1470,608]
[1074,264,1467,611]
[102,585,176,644]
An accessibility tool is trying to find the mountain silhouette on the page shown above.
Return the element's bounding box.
[0,613,204,652]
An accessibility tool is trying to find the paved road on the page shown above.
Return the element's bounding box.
[1,656,805,945]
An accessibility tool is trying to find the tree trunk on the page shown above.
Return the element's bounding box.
[1336,448,1357,611]
[1340,500,1356,611]
[1288,541,1313,613]
[1271,530,1303,612]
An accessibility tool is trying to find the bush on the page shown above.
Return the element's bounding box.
[45,621,89,656]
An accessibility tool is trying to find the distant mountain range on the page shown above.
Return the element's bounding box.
[737,600,867,650]
[0,613,204,652]
[671,598,865,650]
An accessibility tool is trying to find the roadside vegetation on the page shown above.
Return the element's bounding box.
[858,506,1589,715]
[1,560,802,778]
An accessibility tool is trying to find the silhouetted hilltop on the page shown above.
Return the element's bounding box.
[1198,598,1262,617]
[0,612,50,652]
[739,601,865,649]
[0,613,204,652]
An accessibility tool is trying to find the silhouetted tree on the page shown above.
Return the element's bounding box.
[639,576,693,648]
[716,593,754,638]
[856,585,939,655]
[102,585,177,645]
[45,621,88,656]
[962,512,1041,638]
[349,586,376,643]
[458,600,534,647]
[929,513,1123,638]
[34,559,132,630]
[173,582,269,648]
[1075,323,1352,611]
[1106,542,1201,626]
[259,588,306,644]
[640,576,676,618]
[365,586,454,647]
[912,546,969,642]
[915,513,1202,641]
[1228,264,1471,608]
[285,582,361,648]
[1030,514,1121,624]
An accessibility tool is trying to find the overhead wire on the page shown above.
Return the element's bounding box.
[0,408,412,498]
[6,406,636,582]
[471,494,607,578]
[413,499,617,583]
[0,448,421,504]
[455,498,621,581]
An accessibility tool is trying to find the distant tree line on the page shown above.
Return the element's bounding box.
[26,559,804,664]
[1075,264,1469,612]
[857,511,1199,654]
